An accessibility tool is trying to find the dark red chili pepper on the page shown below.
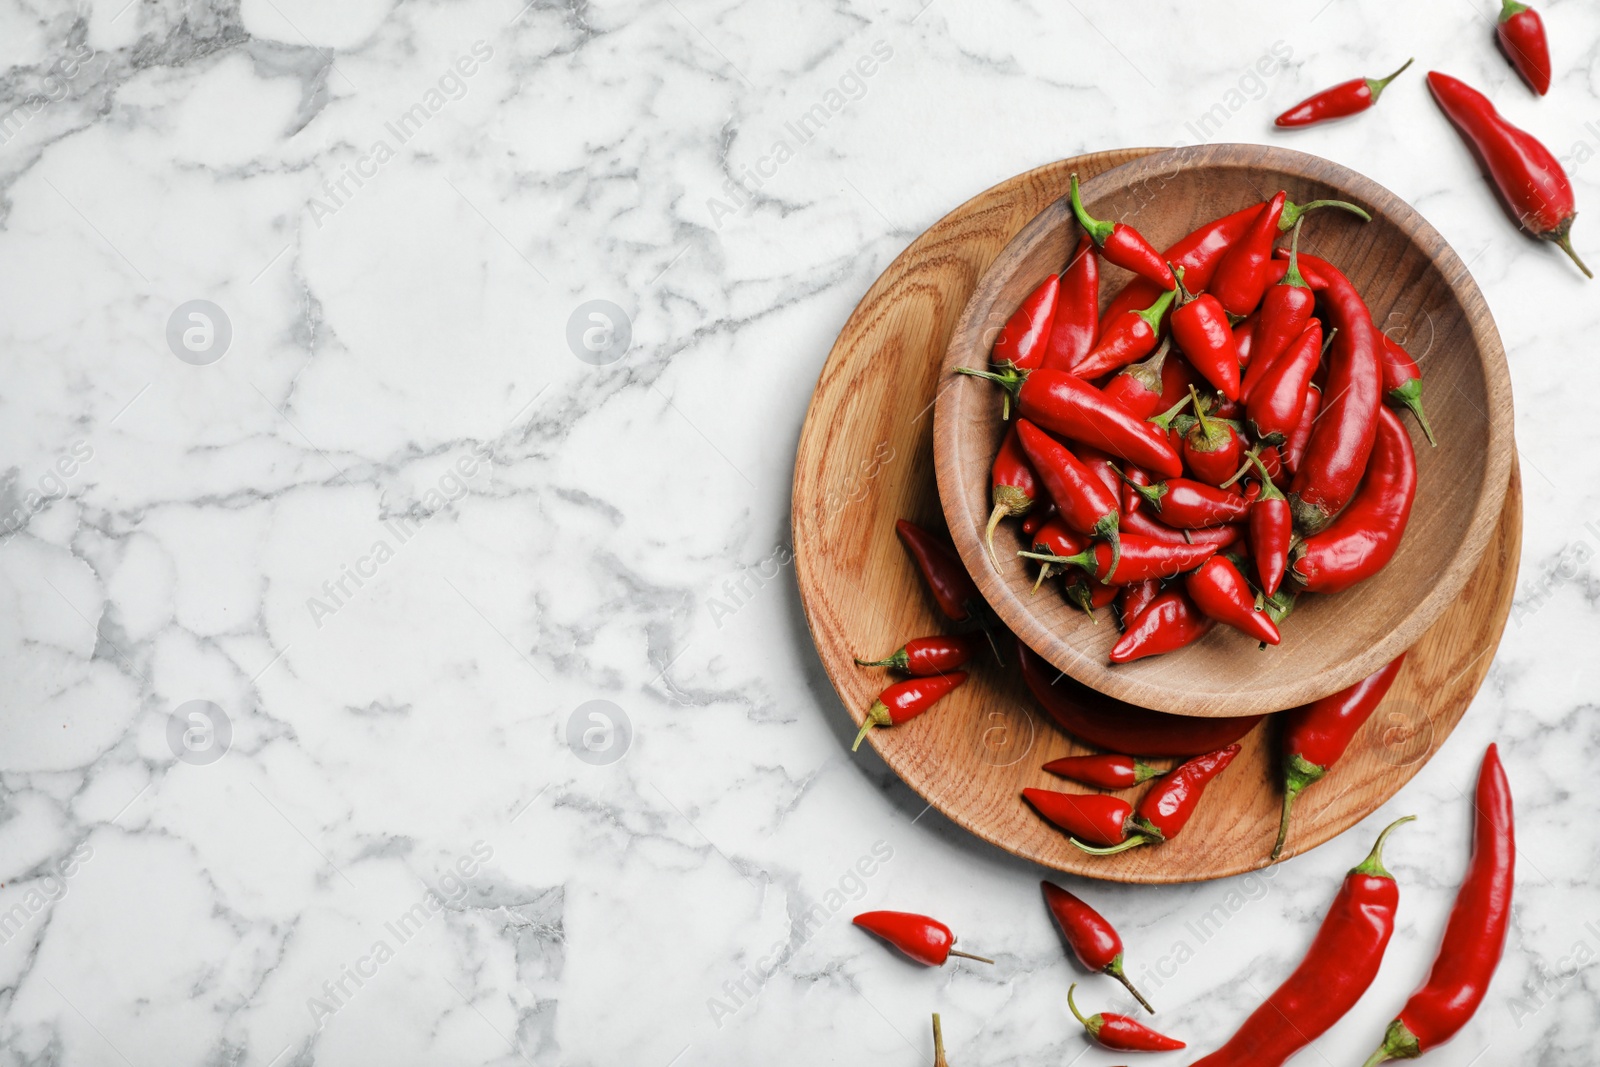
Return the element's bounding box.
[1043,754,1161,791]
[1379,334,1436,447]
[1076,443,1123,509]
[1103,337,1173,421]
[1243,219,1315,401]
[1023,787,1132,847]
[1120,463,1150,515]
[1247,319,1322,446]
[1069,173,1175,290]
[1122,473,1252,529]
[1073,287,1177,380]
[1063,571,1119,617]
[1242,452,1292,597]
[1068,985,1184,1051]
[1496,0,1551,96]
[896,519,983,622]
[1117,578,1160,629]
[1189,817,1413,1067]
[1021,533,1215,587]
[1182,390,1245,487]
[1016,420,1121,572]
[1020,643,1262,756]
[993,272,1060,372]
[852,910,993,966]
[1044,236,1100,372]
[1275,59,1414,128]
[985,423,1039,563]
[1021,499,1056,537]
[852,671,968,751]
[1292,407,1417,593]
[1120,506,1245,550]
[1362,746,1514,1066]
[1428,71,1589,277]
[1272,655,1406,860]
[1232,312,1257,370]
[1282,382,1321,475]
[1073,744,1241,854]
[855,634,985,676]
[1169,275,1242,401]
[1187,556,1280,645]
[1100,205,1262,331]
[1042,882,1154,1012]
[1108,588,1215,663]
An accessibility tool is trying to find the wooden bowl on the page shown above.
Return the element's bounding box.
[934,144,1513,717]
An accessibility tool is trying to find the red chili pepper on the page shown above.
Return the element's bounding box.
[1247,319,1322,446]
[852,910,993,967]
[852,671,968,751]
[1120,463,1150,515]
[1275,59,1414,128]
[1292,407,1417,594]
[1015,420,1121,572]
[1023,787,1132,847]
[1496,0,1551,96]
[1122,473,1252,529]
[1232,312,1257,370]
[1043,753,1161,791]
[1428,71,1590,277]
[1100,205,1262,331]
[1243,220,1315,401]
[1108,588,1215,663]
[1063,571,1119,617]
[1242,453,1292,597]
[1272,655,1406,860]
[1169,276,1242,401]
[1075,443,1123,510]
[1282,382,1322,475]
[1073,744,1241,854]
[1069,173,1175,290]
[984,423,1039,563]
[1362,746,1514,1066]
[1073,287,1177,380]
[1021,533,1215,587]
[1042,882,1154,1012]
[1182,390,1245,487]
[1379,334,1437,447]
[1103,337,1173,421]
[1189,817,1414,1067]
[1043,236,1101,372]
[1120,506,1245,550]
[1209,192,1290,316]
[1117,578,1160,629]
[1068,984,1184,1051]
[1021,499,1056,537]
[855,634,985,676]
[1186,555,1280,645]
[895,519,984,622]
[1020,643,1262,756]
[993,271,1060,372]
[1028,518,1093,608]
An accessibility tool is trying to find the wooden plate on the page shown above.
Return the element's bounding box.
[936,144,1514,716]
[792,150,1522,882]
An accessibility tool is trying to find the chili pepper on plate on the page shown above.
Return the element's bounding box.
[993,271,1060,371]
[1023,787,1135,847]
[1103,337,1175,420]
[1242,218,1315,401]
[1361,745,1514,1066]
[852,910,993,966]
[1029,520,1112,615]
[1496,0,1551,97]
[1043,753,1162,791]
[1042,882,1155,1012]
[1181,389,1246,487]
[1282,382,1321,474]
[1187,555,1280,644]
[852,672,968,751]
[1292,406,1418,593]
[1122,473,1253,529]
[1073,287,1178,380]
[1272,654,1407,860]
[1275,58,1414,128]
[1242,452,1292,597]
[984,423,1039,564]
[1069,173,1175,290]
[1016,420,1122,572]
[1232,311,1257,370]
[1100,204,1263,330]
[1428,71,1589,277]
[895,519,985,622]
[1247,319,1322,446]
[1021,533,1216,587]
[1068,984,1185,1051]
[1072,745,1241,854]
[1379,334,1436,446]
[1109,587,1215,662]
[856,634,985,675]
[1188,816,1413,1067]
[1169,270,1242,400]
[1043,236,1101,371]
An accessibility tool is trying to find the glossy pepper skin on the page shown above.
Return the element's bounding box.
[1016,420,1121,570]
[1275,59,1414,127]
[1074,745,1241,854]
[1124,474,1252,529]
[1189,817,1413,1067]
[1042,882,1154,1013]
[1244,221,1315,401]
[1103,337,1173,420]
[1043,754,1161,791]
[1073,287,1177,380]
[1210,192,1288,317]
[1117,578,1160,630]
[1428,71,1590,277]
[1282,383,1322,475]
[1169,282,1242,400]
[1069,173,1175,290]
[1023,788,1133,848]
[1380,335,1436,446]
[985,424,1039,563]
[1247,320,1322,446]
[1044,236,1100,372]
[1272,655,1406,860]
[852,672,968,751]
[1362,746,1514,1066]
[852,910,993,967]
[1245,453,1293,597]
[1109,588,1215,663]
[1182,391,1246,487]
[1496,0,1551,97]
[1021,533,1215,587]
[1292,407,1418,594]
[855,634,985,676]
[993,272,1060,371]
[1188,556,1281,644]
[1068,985,1184,1051]
[896,519,983,621]
[1100,205,1262,332]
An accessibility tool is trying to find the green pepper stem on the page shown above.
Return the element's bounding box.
[1361,1018,1422,1067]
[1065,984,1102,1036]
[1106,955,1156,1014]
[1068,173,1114,246]
[1281,215,1308,289]
[1280,198,1373,230]
[1149,391,1193,431]
[1351,815,1416,877]
[1136,285,1178,332]
[1071,834,1153,856]
[1366,58,1414,102]
[949,948,994,964]
[1500,0,1529,18]
[851,702,892,752]
[1271,754,1327,860]
[1389,380,1436,446]
[932,1013,948,1067]
[854,648,909,670]
[1549,226,1593,279]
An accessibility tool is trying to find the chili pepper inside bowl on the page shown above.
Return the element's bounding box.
[933,143,1512,718]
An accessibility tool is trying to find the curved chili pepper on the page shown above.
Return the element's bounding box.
[1169,274,1242,400]
[1282,382,1321,475]
[1076,443,1123,509]
[1103,337,1173,420]
[852,910,993,966]
[1428,71,1589,277]
[1020,643,1262,756]
[1044,236,1100,372]
[1232,312,1257,370]
[1073,287,1177,380]
[895,519,983,621]
[1108,588,1214,663]
[1285,253,1383,531]
[1123,473,1252,529]
[1120,506,1245,550]
[1187,556,1280,645]
[855,634,985,676]
[852,671,968,751]
[1292,407,1417,594]
[1117,577,1160,629]
[1074,744,1241,854]
[1272,655,1406,860]
[985,423,1039,563]
[1100,205,1262,332]
[1021,533,1215,587]
[1023,787,1132,848]
[1069,173,1175,290]
[1189,817,1414,1067]
[1247,319,1322,446]
[1120,463,1150,515]
[1209,191,1289,316]
[993,272,1060,371]
[1243,219,1315,401]
[1068,985,1184,1051]
[1275,59,1414,128]
[1362,746,1514,1066]
[1496,0,1551,96]
[1042,882,1154,1013]
[1043,753,1162,790]
[1016,420,1121,573]
[1027,518,1092,609]
[1243,452,1292,597]
[1380,334,1436,447]
[1182,389,1245,487]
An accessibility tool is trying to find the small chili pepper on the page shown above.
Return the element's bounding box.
[1016,420,1121,572]
[1243,218,1315,401]
[1043,754,1161,791]
[896,519,984,622]
[1242,452,1292,597]
[1247,319,1322,446]
[1100,205,1259,332]
[1275,58,1414,128]
[1120,506,1245,550]
[1361,746,1514,1067]
[1496,0,1551,97]
[1108,588,1215,663]
[1028,517,1090,597]
[1117,578,1160,630]
[1120,463,1150,515]
[1168,272,1242,400]
[1232,312,1257,370]
[1272,655,1406,860]
[1428,71,1589,277]
[1044,236,1101,372]
[1182,389,1246,487]
[1021,499,1056,537]
[1063,570,1119,617]
[1073,744,1241,854]
[852,671,968,751]
[1379,334,1436,447]
[1282,382,1321,475]
[984,423,1039,564]
[1103,337,1174,421]
[1292,407,1417,593]
[1023,787,1133,847]
[1042,882,1154,1013]
[1073,287,1177,380]
[1068,984,1185,1051]
[1069,173,1174,290]
[1209,192,1290,317]
[1021,533,1215,587]
[1076,443,1123,509]
[931,1014,949,1067]
[1189,817,1414,1067]
[993,272,1060,372]
[1187,556,1280,645]
[852,910,993,966]
[1122,473,1252,529]
[856,634,985,676]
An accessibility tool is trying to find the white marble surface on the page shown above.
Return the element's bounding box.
[0,0,1596,1064]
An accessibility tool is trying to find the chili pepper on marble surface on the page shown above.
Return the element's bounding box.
[1282,382,1321,475]
[1044,236,1101,372]
[1292,406,1417,594]
[1117,578,1160,629]
[1074,745,1241,854]
[1243,452,1292,597]
[1023,788,1133,848]
[1272,654,1406,860]
[1181,389,1245,487]
[1070,173,1175,290]
[1169,271,1242,400]
[1073,287,1177,380]
[1123,473,1252,529]
[993,271,1060,372]
[896,519,984,622]
[1021,534,1215,587]
[852,672,968,751]
[1247,320,1322,446]
[985,423,1039,563]
[1016,420,1121,572]
[1187,556,1280,645]
[1109,588,1215,663]
[1042,882,1155,1012]
[1243,219,1315,401]
[1361,745,1514,1066]
[1103,337,1174,421]
[1044,754,1162,791]
[1068,985,1185,1051]
[1496,0,1551,97]
[1428,70,1589,277]
[856,634,985,676]
[1380,334,1436,446]
[852,910,993,966]
[1275,59,1414,128]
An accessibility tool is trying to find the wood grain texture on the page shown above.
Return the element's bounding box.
[936,144,1515,716]
[792,149,1522,883]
